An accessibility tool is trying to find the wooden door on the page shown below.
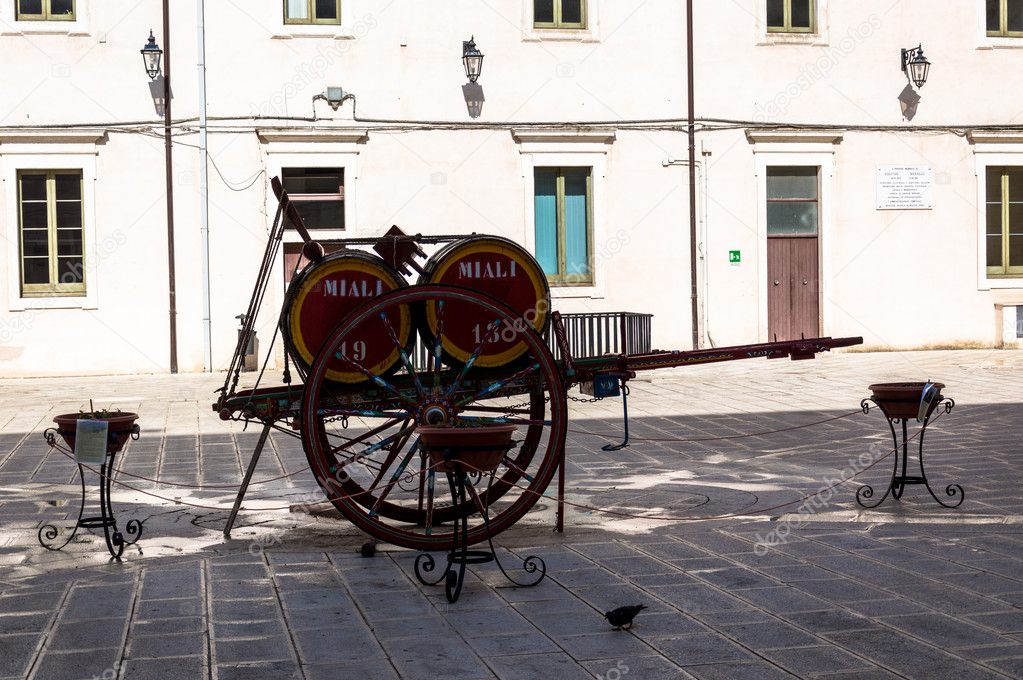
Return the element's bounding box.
[767,236,819,340]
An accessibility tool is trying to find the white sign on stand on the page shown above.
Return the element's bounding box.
[876,166,933,210]
[74,419,108,465]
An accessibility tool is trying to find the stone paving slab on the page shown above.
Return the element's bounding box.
[0,350,1020,678]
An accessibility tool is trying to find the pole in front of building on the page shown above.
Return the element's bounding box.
[197,0,212,372]
[686,0,700,350]
[141,12,177,373]
[163,0,178,373]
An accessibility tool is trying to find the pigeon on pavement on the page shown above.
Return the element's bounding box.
[604,604,647,630]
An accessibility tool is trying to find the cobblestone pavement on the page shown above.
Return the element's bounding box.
[0,350,1021,679]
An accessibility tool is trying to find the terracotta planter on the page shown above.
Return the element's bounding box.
[53,412,140,455]
[418,425,517,473]
[868,383,944,420]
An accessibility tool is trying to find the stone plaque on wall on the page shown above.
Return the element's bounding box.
[876,166,933,210]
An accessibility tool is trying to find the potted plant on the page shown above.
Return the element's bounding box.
[867,382,945,420]
[52,401,140,455]
[417,423,517,473]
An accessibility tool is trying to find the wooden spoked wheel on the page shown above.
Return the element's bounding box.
[300,284,567,551]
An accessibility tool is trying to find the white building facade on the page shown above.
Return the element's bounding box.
[1,0,1021,377]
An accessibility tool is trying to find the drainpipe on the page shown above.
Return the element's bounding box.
[163,0,178,373]
[197,0,212,371]
[686,0,700,350]
[701,142,712,347]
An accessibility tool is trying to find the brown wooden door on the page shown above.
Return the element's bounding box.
[768,236,819,340]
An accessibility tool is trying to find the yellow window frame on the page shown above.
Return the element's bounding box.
[540,167,594,286]
[284,0,341,25]
[15,0,75,21]
[766,0,815,33]
[18,170,86,298]
[987,168,1023,277]
[534,0,587,30]
[988,0,1023,37]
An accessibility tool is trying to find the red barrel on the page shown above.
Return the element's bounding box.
[418,236,550,368]
[282,251,411,383]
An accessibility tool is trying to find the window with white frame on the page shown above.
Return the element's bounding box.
[987,0,1023,36]
[15,0,74,20]
[281,167,344,229]
[17,170,86,297]
[534,167,592,284]
[986,167,1023,277]
[767,0,814,33]
[284,0,340,25]
[534,0,585,29]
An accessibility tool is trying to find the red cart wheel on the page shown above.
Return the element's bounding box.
[300,284,566,551]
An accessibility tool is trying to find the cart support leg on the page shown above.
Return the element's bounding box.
[556,443,565,533]
[225,422,272,539]
[602,382,631,451]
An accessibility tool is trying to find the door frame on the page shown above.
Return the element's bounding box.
[753,146,836,343]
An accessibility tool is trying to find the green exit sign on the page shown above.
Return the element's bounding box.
[728,250,741,264]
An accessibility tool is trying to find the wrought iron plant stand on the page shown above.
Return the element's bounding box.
[38,420,144,559]
[857,382,963,509]
[413,431,546,603]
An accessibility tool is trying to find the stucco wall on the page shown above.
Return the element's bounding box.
[1,0,1022,376]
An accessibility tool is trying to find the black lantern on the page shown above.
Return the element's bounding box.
[901,44,930,89]
[462,35,483,84]
[141,30,163,80]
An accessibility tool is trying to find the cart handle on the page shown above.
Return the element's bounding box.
[270,176,325,262]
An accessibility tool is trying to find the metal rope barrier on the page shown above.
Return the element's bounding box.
[39,411,941,525]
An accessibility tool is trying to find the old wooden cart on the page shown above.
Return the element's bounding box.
[215,178,862,552]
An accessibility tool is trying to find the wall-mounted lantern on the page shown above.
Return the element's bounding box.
[901,44,930,89]
[141,30,163,80]
[462,36,484,83]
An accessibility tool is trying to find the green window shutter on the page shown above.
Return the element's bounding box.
[534,169,558,276]
[562,169,590,279]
